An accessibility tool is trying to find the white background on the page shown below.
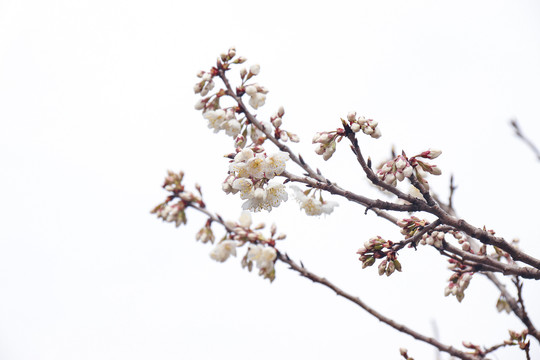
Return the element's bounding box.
[1,1,540,359]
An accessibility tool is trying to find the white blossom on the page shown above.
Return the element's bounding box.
[203,109,227,132]
[291,186,338,216]
[248,244,276,273]
[210,240,237,262]
[232,178,255,199]
[264,152,289,178]
[223,119,241,137]
[249,93,266,109]
[238,211,252,228]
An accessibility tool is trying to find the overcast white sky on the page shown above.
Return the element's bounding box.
[1,1,540,359]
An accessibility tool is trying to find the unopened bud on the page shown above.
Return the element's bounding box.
[249,64,261,75]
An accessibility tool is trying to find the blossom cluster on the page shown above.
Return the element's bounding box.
[444,259,474,302]
[208,211,283,281]
[223,147,290,212]
[290,186,338,216]
[419,230,445,248]
[357,236,402,276]
[377,154,414,185]
[312,131,339,161]
[376,149,441,187]
[312,112,382,161]
[346,112,381,139]
[193,47,298,153]
[151,170,204,227]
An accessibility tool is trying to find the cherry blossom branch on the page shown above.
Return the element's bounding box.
[216,60,540,271]
[344,124,425,205]
[511,119,540,161]
[185,200,504,358]
[217,67,324,183]
[343,120,540,270]
[277,251,479,360]
[282,170,415,223]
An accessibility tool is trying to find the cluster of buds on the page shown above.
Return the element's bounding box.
[419,230,445,248]
[397,216,429,239]
[312,112,382,161]
[408,149,442,188]
[444,262,473,302]
[505,329,530,351]
[194,70,216,97]
[376,154,414,185]
[377,149,442,187]
[290,186,338,216]
[151,170,204,227]
[270,106,300,143]
[346,112,381,138]
[312,131,340,161]
[357,236,402,276]
[222,147,289,212]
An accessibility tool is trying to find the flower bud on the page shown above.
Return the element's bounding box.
[239,67,247,79]
[385,261,396,276]
[250,64,261,75]
[378,260,387,276]
[399,348,408,356]
[245,85,257,96]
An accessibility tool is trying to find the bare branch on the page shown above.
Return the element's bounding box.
[277,252,480,360]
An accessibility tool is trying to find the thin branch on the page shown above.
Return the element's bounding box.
[431,209,540,270]
[482,273,540,343]
[510,119,540,161]
[392,220,442,252]
[513,277,540,342]
[277,252,480,360]
[448,174,456,211]
[440,241,540,280]
[345,128,427,206]
[483,340,512,355]
[282,170,419,223]
[218,68,324,182]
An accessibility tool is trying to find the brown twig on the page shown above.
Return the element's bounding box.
[277,252,480,360]
[510,119,540,161]
[440,241,540,280]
